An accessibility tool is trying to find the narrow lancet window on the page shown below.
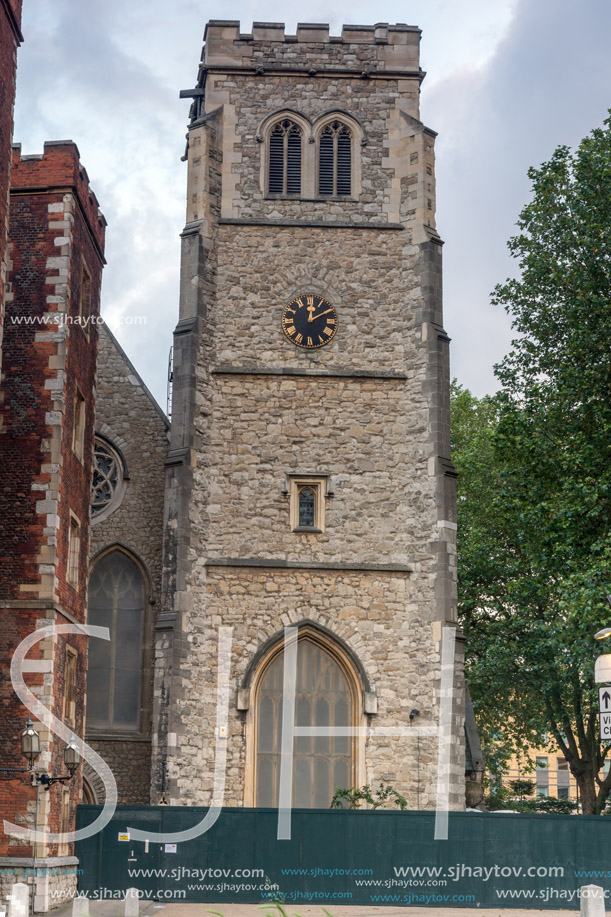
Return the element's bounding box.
[318,121,352,196]
[269,119,302,195]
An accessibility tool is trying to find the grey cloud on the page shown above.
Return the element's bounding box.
[426,0,611,395]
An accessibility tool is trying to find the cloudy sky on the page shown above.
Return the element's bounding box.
[13,0,611,408]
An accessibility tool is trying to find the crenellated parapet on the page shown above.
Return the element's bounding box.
[11,141,107,255]
[200,20,423,77]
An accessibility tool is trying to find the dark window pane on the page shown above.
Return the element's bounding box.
[319,130,334,195]
[269,127,284,193]
[286,128,302,194]
[337,130,352,195]
[299,487,315,527]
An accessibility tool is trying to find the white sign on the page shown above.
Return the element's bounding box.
[599,686,611,714]
[164,844,177,853]
[595,655,611,683]
[600,712,611,741]
[118,832,130,842]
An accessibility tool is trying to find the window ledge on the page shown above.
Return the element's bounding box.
[293,526,323,534]
[264,195,358,203]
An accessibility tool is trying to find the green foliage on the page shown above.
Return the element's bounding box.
[330,782,408,810]
[453,114,611,815]
[484,785,577,814]
[509,778,535,797]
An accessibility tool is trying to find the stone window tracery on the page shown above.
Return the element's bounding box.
[87,550,145,733]
[91,436,126,522]
[254,635,356,808]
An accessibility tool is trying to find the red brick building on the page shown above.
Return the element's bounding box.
[0,0,23,375]
[0,142,105,906]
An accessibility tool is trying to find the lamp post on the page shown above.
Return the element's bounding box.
[16,718,82,916]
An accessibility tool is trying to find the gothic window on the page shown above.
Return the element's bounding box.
[255,636,355,808]
[91,436,126,522]
[318,121,352,196]
[87,551,145,733]
[288,476,327,532]
[268,119,302,195]
[298,487,315,527]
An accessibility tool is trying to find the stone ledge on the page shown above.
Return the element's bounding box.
[205,557,413,573]
[213,365,408,380]
[218,218,405,230]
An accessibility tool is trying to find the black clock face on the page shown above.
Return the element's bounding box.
[281,294,338,349]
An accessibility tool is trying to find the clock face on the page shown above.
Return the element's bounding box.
[281,294,338,349]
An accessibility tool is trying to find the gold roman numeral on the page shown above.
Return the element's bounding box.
[285,325,296,336]
[323,326,333,336]
[307,295,314,307]
[327,318,336,325]
[307,336,313,346]
[295,333,303,344]
[318,335,325,344]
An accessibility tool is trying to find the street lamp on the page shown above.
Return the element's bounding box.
[21,718,41,766]
[19,717,82,787]
[15,719,81,917]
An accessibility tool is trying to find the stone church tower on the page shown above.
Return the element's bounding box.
[154,20,465,810]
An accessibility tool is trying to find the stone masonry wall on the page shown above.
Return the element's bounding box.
[157,21,463,812]
[88,324,169,804]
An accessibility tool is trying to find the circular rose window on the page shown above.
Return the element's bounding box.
[91,437,126,521]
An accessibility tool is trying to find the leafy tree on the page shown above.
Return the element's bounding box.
[453,114,611,814]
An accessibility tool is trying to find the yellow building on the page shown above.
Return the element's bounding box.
[498,746,610,806]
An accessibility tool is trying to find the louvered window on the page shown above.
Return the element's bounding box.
[318,121,352,196]
[268,119,302,195]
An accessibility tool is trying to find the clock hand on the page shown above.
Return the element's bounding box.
[312,308,334,320]
[307,304,317,323]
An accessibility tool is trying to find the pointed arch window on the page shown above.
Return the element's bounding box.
[87,551,145,733]
[318,121,352,196]
[268,119,302,195]
[255,635,356,808]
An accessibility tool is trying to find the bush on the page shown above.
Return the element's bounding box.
[509,778,535,797]
[330,782,408,810]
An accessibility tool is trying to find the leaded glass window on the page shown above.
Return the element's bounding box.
[87,551,145,732]
[318,121,352,196]
[256,639,353,808]
[269,119,302,195]
[298,487,315,527]
[91,437,124,520]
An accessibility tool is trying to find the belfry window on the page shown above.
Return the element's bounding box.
[268,119,302,195]
[318,121,352,196]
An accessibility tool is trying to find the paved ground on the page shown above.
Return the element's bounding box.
[50,902,580,917]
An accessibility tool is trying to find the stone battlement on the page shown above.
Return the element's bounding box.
[202,20,422,73]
